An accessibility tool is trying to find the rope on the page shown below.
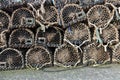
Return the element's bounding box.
[95,27,103,44]
[40,0,46,14]
[52,0,55,5]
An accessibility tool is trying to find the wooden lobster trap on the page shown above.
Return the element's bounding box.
[93,24,119,51]
[11,8,35,29]
[0,48,24,70]
[26,46,51,69]
[54,41,81,67]
[0,10,10,33]
[9,28,34,48]
[35,25,62,47]
[38,6,59,25]
[64,23,91,47]
[61,4,86,28]
[83,43,111,66]
[87,5,114,29]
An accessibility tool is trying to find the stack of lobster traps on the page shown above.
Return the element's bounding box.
[0,0,120,70]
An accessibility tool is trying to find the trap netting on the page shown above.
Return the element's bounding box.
[25,0,39,3]
[61,4,86,28]
[26,46,51,69]
[9,28,34,48]
[11,8,35,28]
[35,26,62,47]
[64,23,91,46]
[79,0,105,9]
[53,0,67,8]
[83,43,111,65]
[0,0,23,9]
[113,21,120,29]
[54,41,81,67]
[93,24,119,45]
[0,31,7,48]
[105,0,120,6]
[45,26,62,47]
[39,6,59,25]
[35,27,46,46]
[52,0,79,8]
[0,10,10,33]
[113,43,120,62]
[112,8,120,29]
[87,5,112,29]
[0,48,24,70]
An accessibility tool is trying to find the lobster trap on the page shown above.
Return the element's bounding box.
[0,48,24,70]
[87,5,113,29]
[26,46,51,69]
[9,28,34,48]
[64,23,91,47]
[35,26,62,47]
[83,43,111,65]
[39,6,59,25]
[0,10,10,33]
[45,26,62,47]
[11,8,35,29]
[54,41,81,67]
[93,24,119,46]
[61,4,86,28]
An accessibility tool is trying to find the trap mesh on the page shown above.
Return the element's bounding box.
[61,4,86,28]
[93,24,119,45]
[87,5,112,29]
[113,43,120,62]
[11,8,35,28]
[105,0,120,6]
[39,6,59,24]
[45,26,62,47]
[0,0,23,9]
[0,10,10,33]
[9,28,34,48]
[35,27,46,46]
[79,0,105,9]
[54,42,81,67]
[26,46,51,68]
[64,23,91,46]
[0,31,7,48]
[83,43,111,65]
[0,48,24,69]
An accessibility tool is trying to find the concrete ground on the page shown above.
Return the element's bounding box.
[0,64,120,80]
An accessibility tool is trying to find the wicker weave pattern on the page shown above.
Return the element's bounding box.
[61,4,86,28]
[87,5,111,29]
[11,8,35,28]
[0,48,24,69]
[26,46,51,69]
[9,28,34,48]
[64,23,91,46]
[54,42,81,67]
[83,43,110,65]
